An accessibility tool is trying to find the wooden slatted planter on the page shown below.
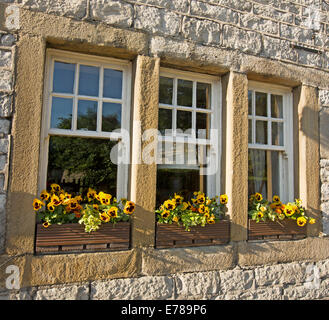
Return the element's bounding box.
[35,222,130,254]
[156,220,230,249]
[248,219,306,241]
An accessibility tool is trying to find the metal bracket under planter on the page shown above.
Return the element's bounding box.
[155,220,230,249]
[248,219,306,241]
[35,222,130,254]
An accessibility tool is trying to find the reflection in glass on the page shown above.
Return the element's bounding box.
[271,95,283,118]
[197,82,211,109]
[272,122,284,146]
[156,167,206,206]
[248,90,253,115]
[158,108,172,135]
[271,151,280,197]
[196,112,210,139]
[77,100,97,131]
[177,110,192,133]
[50,97,73,129]
[248,149,267,199]
[256,120,267,144]
[47,136,117,196]
[103,68,122,99]
[248,119,252,143]
[78,65,99,97]
[102,102,121,132]
[255,92,267,117]
[53,61,75,94]
[159,77,173,105]
[177,79,193,107]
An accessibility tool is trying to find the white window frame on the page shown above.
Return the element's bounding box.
[157,68,222,197]
[39,49,132,199]
[248,81,294,202]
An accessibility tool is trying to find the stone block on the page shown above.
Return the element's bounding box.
[91,276,174,300]
[175,271,220,298]
[90,0,134,28]
[190,0,239,24]
[135,0,190,13]
[0,34,16,47]
[222,25,262,55]
[20,0,87,19]
[0,95,12,117]
[321,183,329,202]
[0,138,9,154]
[182,17,221,45]
[320,90,329,107]
[0,70,12,91]
[219,267,254,292]
[280,23,313,45]
[34,284,89,300]
[134,5,181,37]
[0,50,12,69]
[0,155,6,171]
[253,4,294,23]
[240,14,279,35]
[0,119,10,134]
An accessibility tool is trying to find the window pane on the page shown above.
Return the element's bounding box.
[159,77,173,105]
[53,61,75,94]
[196,112,210,139]
[248,149,267,199]
[248,119,252,143]
[177,110,192,133]
[156,168,205,206]
[78,65,99,96]
[256,120,268,144]
[255,92,267,117]
[271,95,283,118]
[158,108,172,135]
[102,102,121,132]
[103,68,122,99]
[272,122,284,146]
[50,97,73,129]
[248,90,252,115]
[197,82,211,109]
[271,151,280,197]
[47,136,117,196]
[77,100,97,131]
[177,79,193,107]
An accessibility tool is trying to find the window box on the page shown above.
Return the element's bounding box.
[248,219,306,241]
[35,222,130,254]
[155,220,230,249]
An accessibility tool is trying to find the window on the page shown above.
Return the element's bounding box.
[39,50,131,198]
[248,81,294,203]
[156,68,221,205]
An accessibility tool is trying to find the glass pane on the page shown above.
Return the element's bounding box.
[47,136,117,196]
[50,97,73,129]
[177,110,192,133]
[271,95,283,118]
[77,100,97,131]
[102,102,121,132]
[158,108,172,135]
[53,61,75,94]
[248,119,252,143]
[248,90,252,115]
[256,121,268,144]
[156,167,205,206]
[177,79,193,107]
[248,149,267,199]
[271,151,280,198]
[103,68,122,99]
[197,82,211,109]
[78,65,99,97]
[255,92,267,117]
[196,112,210,139]
[272,122,284,146]
[159,77,173,105]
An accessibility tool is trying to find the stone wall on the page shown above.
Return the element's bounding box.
[1,258,328,300]
[0,30,15,253]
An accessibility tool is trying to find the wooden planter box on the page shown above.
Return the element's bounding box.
[156,220,230,249]
[35,222,130,254]
[248,219,307,241]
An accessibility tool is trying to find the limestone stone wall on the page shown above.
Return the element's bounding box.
[0,30,15,253]
[1,258,328,300]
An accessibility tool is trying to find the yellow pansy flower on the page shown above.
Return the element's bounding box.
[297,216,307,227]
[220,194,228,205]
[33,199,44,211]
